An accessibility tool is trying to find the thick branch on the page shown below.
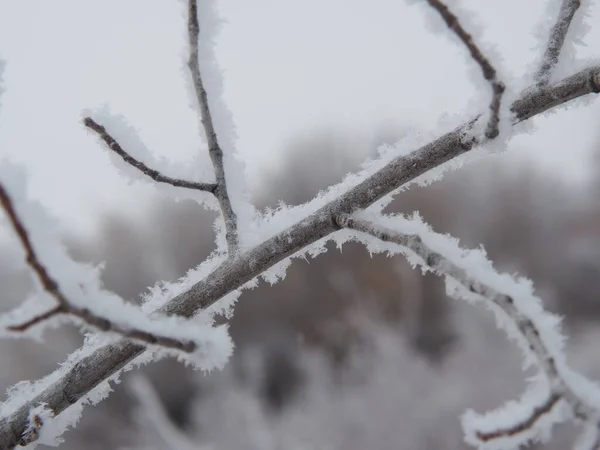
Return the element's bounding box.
[335,213,596,442]
[426,0,505,139]
[536,0,582,87]
[0,67,598,450]
[83,117,217,193]
[187,0,238,254]
[0,182,197,353]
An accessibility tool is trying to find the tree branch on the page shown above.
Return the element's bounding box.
[535,0,582,87]
[0,182,197,353]
[0,66,598,449]
[83,117,217,193]
[6,305,65,332]
[426,0,505,139]
[474,393,563,442]
[334,213,598,444]
[187,0,238,255]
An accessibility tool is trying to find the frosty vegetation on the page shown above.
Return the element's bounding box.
[0,0,600,448]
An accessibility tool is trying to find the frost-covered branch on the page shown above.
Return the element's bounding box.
[536,0,582,87]
[187,0,238,255]
[0,181,201,353]
[0,64,598,450]
[425,0,505,139]
[83,117,217,193]
[1,1,600,448]
[334,213,599,448]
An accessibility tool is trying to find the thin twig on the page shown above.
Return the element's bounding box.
[335,213,597,443]
[536,0,582,87]
[6,304,65,332]
[83,117,217,193]
[187,0,239,255]
[476,393,562,441]
[426,0,505,139]
[0,182,196,353]
[0,183,64,303]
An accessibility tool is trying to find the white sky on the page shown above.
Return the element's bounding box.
[0,0,599,233]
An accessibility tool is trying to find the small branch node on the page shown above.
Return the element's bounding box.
[426,0,506,140]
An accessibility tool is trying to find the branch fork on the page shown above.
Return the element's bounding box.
[426,0,506,139]
[0,183,198,354]
[336,212,599,446]
[83,0,239,257]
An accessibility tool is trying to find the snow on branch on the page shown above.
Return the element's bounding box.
[1,62,598,450]
[334,212,600,449]
[83,106,220,212]
[535,0,583,87]
[83,117,217,193]
[425,0,505,139]
[186,0,238,255]
[0,176,231,369]
[83,0,242,256]
[1,2,600,449]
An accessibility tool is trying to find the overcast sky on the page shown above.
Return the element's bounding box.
[0,0,599,233]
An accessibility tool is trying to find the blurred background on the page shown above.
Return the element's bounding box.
[2,129,600,449]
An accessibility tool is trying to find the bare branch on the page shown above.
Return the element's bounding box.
[83,117,217,193]
[6,305,65,332]
[426,0,506,139]
[536,0,582,87]
[0,66,598,450]
[0,181,197,353]
[335,213,598,443]
[187,0,238,254]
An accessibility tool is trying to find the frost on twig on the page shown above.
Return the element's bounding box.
[536,0,582,87]
[83,117,217,193]
[0,1,600,448]
[187,0,238,255]
[0,62,598,450]
[425,0,505,140]
[0,180,189,350]
[0,179,231,363]
[335,213,600,449]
